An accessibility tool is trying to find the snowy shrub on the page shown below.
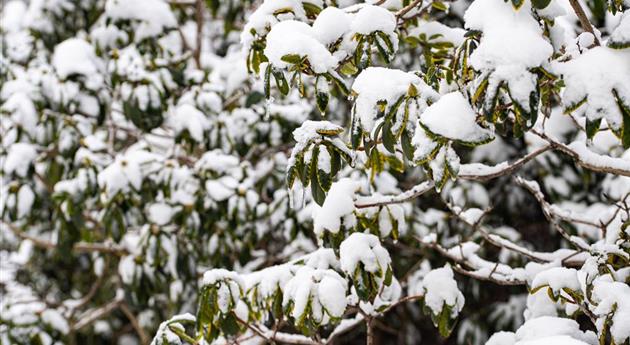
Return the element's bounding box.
[1,0,629,344]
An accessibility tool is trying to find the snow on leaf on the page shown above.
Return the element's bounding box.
[419,91,494,145]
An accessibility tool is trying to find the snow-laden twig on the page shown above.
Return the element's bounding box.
[532,130,630,177]
[354,181,434,208]
[515,177,593,251]
[72,297,124,331]
[458,145,552,181]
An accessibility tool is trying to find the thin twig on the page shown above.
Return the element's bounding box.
[567,0,600,46]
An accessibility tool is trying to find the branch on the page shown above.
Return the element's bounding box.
[532,130,630,177]
[458,145,552,181]
[354,181,434,208]
[567,0,600,46]
[396,0,424,18]
[417,237,528,285]
[120,302,149,345]
[515,177,592,251]
[193,0,204,68]
[72,298,123,331]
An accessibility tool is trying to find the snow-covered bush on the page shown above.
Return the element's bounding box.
[1,0,629,344]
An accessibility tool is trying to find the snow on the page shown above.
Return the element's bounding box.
[169,103,210,143]
[264,20,339,74]
[52,38,102,81]
[195,150,240,174]
[514,316,597,344]
[409,20,466,46]
[312,178,360,235]
[350,5,396,36]
[553,47,630,131]
[1,1,27,32]
[419,91,494,143]
[339,233,391,275]
[105,0,177,42]
[609,11,630,47]
[148,203,174,225]
[241,0,308,48]
[291,120,344,156]
[591,281,630,343]
[313,7,352,46]
[464,0,553,110]
[41,309,69,334]
[568,141,630,172]
[202,269,244,313]
[4,143,37,177]
[283,266,347,323]
[352,67,438,132]
[97,154,143,200]
[17,185,35,219]
[418,265,465,317]
[1,92,38,137]
[464,0,552,69]
[531,267,580,294]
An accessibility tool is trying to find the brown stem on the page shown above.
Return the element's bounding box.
[567,0,600,46]
[120,303,150,345]
[194,0,204,68]
[366,317,374,345]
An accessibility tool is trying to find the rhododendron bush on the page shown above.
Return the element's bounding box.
[1,0,629,344]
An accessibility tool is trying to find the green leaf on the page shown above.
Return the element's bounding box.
[401,130,414,161]
[316,90,329,114]
[531,0,552,9]
[302,2,322,17]
[383,266,393,286]
[310,150,326,205]
[382,121,396,154]
[221,313,240,336]
[510,0,524,9]
[272,69,289,96]
[614,90,630,149]
[340,61,359,76]
[245,91,265,107]
[431,1,448,11]
[330,148,341,177]
[436,304,456,337]
[585,117,602,140]
[318,168,332,191]
[264,64,272,99]
[281,54,303,64]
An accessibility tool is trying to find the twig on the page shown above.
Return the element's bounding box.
[120,302,150,345]
[458,145,552,181]
[194,0,204,68]
[72,298,123,331]
[396,0,424,18]
[567,0,600,46]
[354,181,434,208]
